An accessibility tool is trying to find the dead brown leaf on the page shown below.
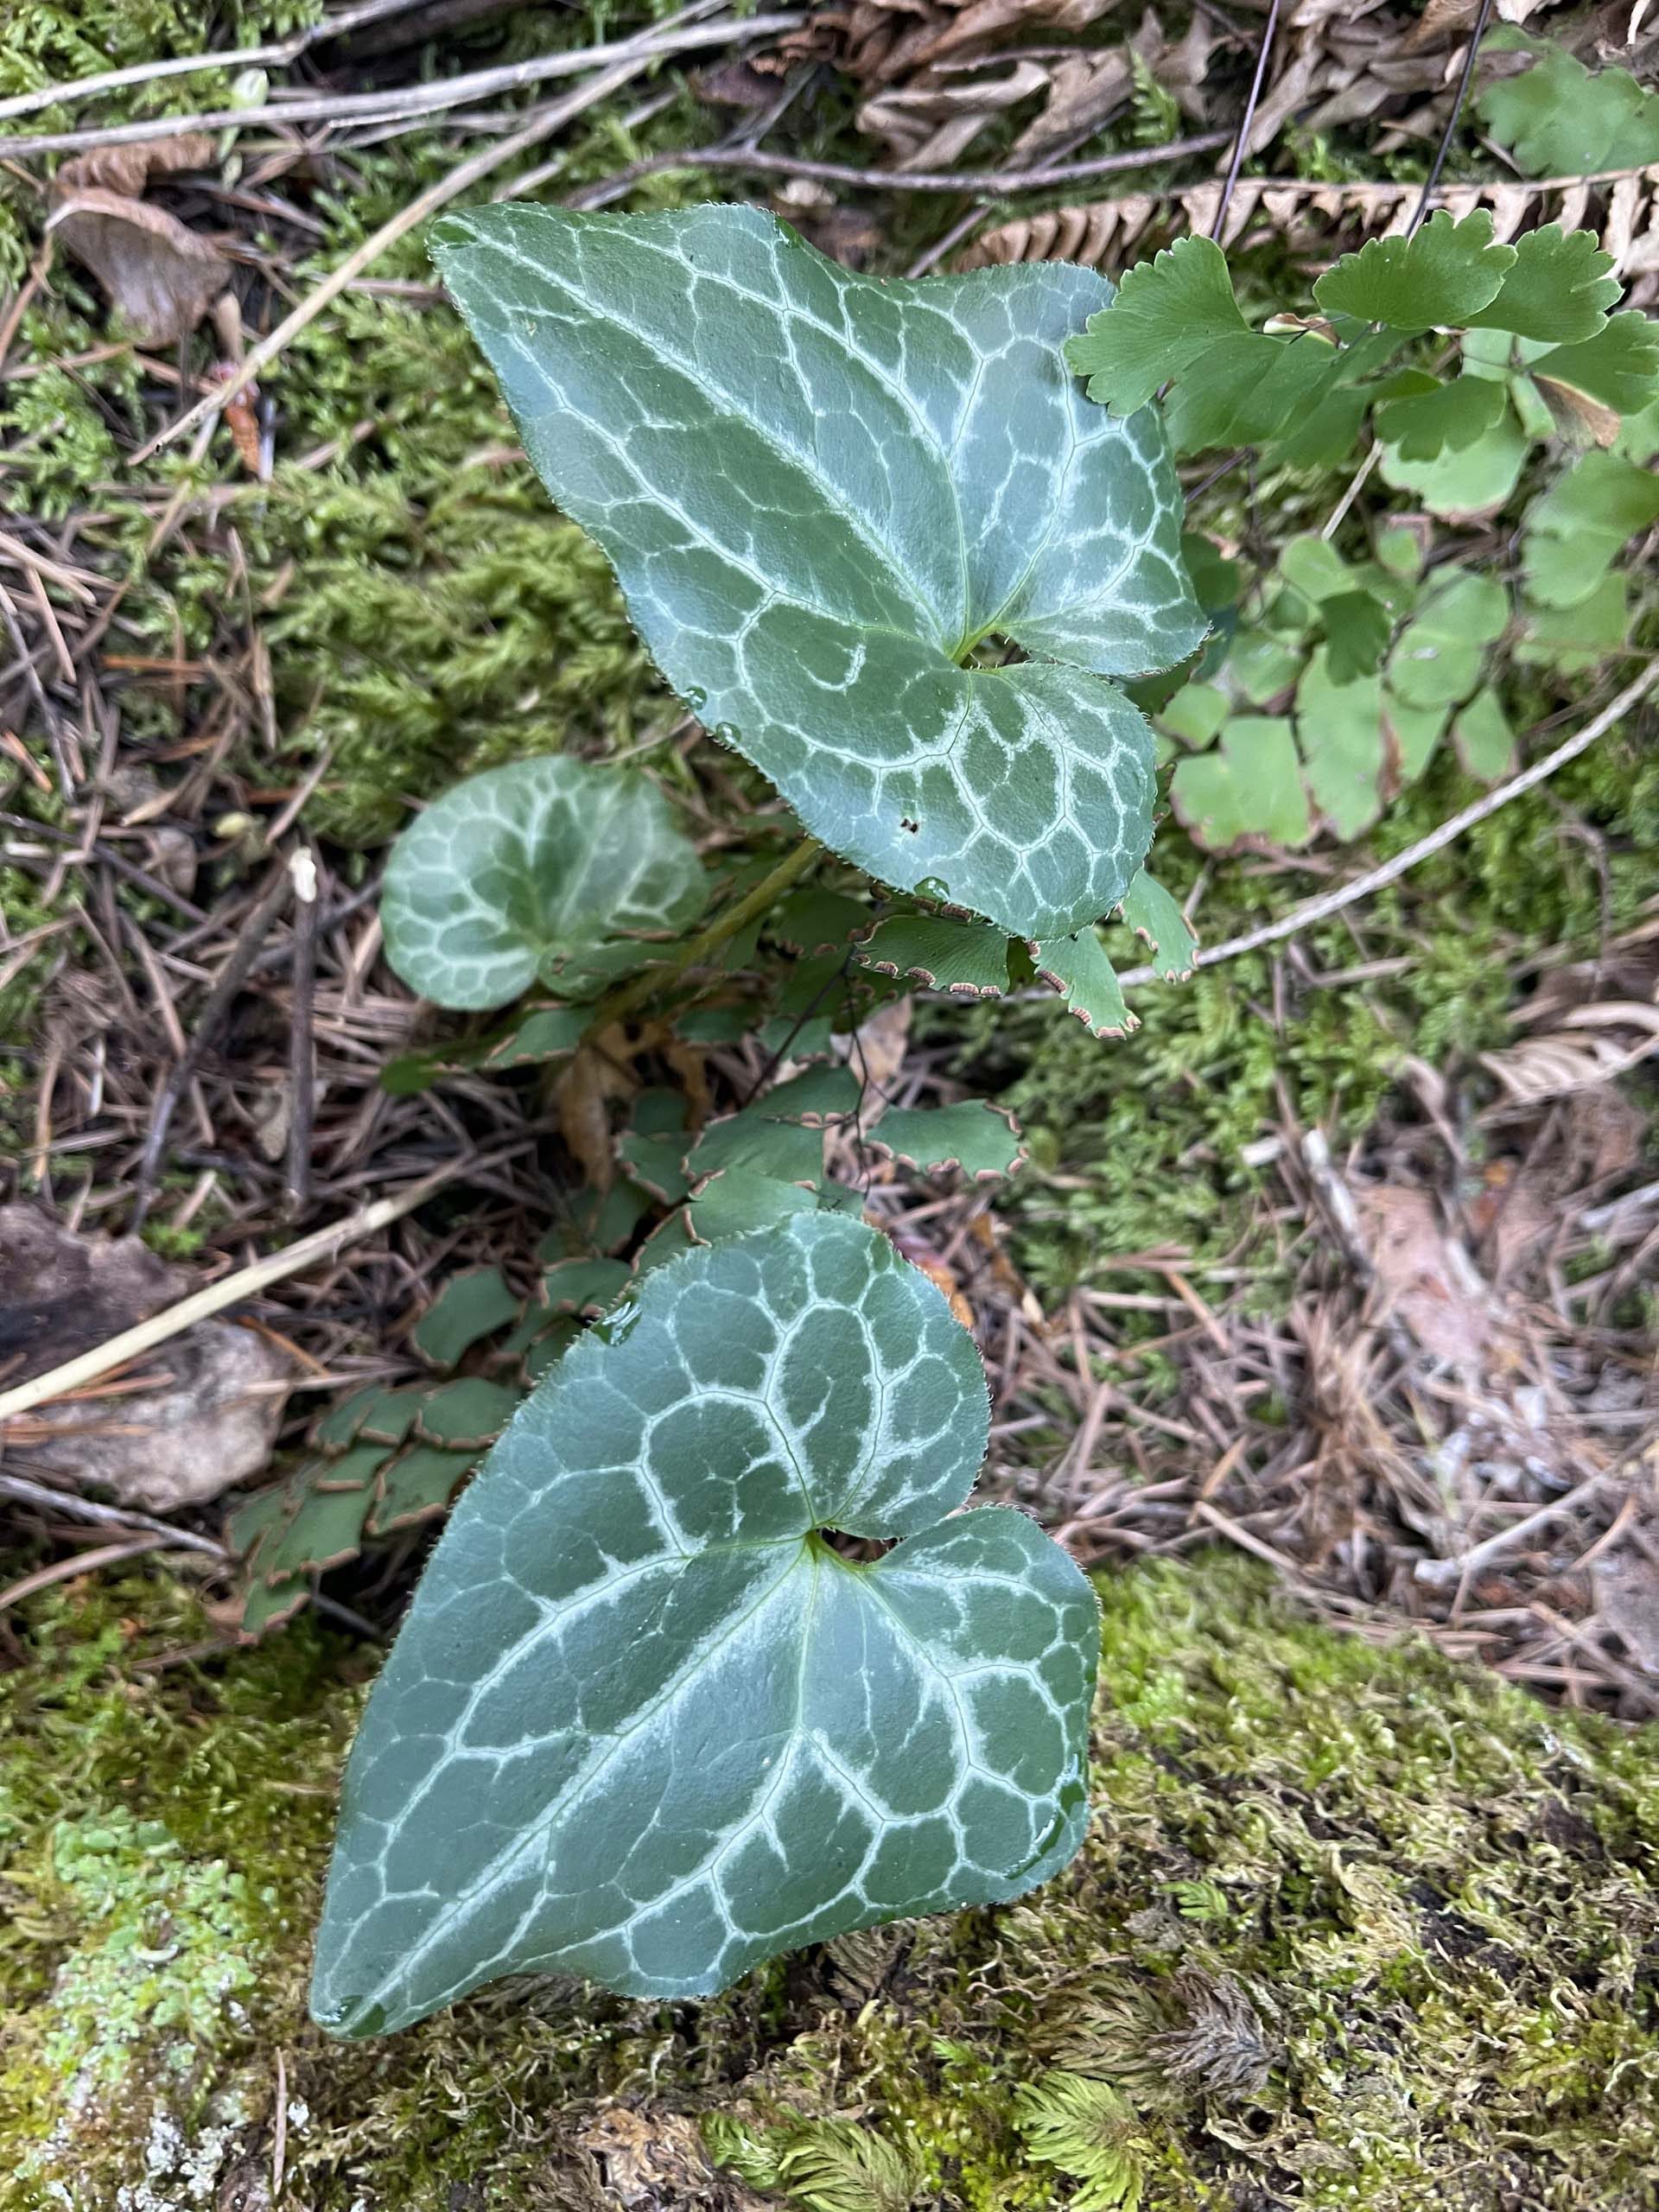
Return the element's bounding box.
[892,1230,977,1328]
[1008,51,1131,160]
[1405,0,1565,41]
[1357,1184,1500,1373]
[957,164,1659,314]
[0,1205,293,1512]
[2,1202,188,1379]
[859,57,1050,168]
[836,992,912,1100]
[575,2105,767,2210]
[48,135,230,346]
[1535,375,1624,448]
[1483,995,1659,1108]
[555,1027,643,1193]
[912,0,1122,70]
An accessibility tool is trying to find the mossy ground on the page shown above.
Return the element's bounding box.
[4,1554,1657,2211]
[5,10,1652,1282]
[7,36,1659,2208]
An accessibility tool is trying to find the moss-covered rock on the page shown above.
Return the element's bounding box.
[4,1554,1658,2211]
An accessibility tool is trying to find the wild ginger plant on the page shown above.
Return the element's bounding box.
[306,196,1659,2035]
[308,202,1208,2035]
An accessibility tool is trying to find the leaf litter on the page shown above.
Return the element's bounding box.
[0,0,1656,1732]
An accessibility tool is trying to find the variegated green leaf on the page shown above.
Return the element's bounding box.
[382,758,706,1012]
[310,1214,1097,2032]
[430,205,1205,939]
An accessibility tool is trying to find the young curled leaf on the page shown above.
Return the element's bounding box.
[382,759,707,1012]
[309,1214,1097,2031]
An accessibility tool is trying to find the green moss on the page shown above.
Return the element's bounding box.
[0,2,321,283]
[965,722,1659,1305]
[6,1554,1659,2209]
[0,1569,356,2209]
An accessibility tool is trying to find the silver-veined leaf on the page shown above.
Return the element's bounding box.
[382,758,707,1011]
[431,205,1205,940]
[310,1213,1098,2032]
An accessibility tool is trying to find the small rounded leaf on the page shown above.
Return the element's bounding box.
[382,758,706,1011]
[310,1213,1098,2034]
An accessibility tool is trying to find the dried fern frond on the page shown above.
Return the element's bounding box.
[956,161,1659,305]
[1481,1004,1659,1108]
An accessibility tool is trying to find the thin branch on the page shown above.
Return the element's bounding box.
[1211,0,1281,239]
[1117,660,1659,989]
[0,9,804,157]
[131,857,296,1227]
[0,0,442,122]
[0,1471,228,1556]
[129,6,758,463]
[284,846,320,1215]
[0,811,206,920]
[569,129,1235,201]
[1,1538,180,1612]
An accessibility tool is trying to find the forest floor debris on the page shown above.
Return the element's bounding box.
[2,3,1656,1715]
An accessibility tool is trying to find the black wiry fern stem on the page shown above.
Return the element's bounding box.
[1211,0,1283,243]
[1408,0,1498,236]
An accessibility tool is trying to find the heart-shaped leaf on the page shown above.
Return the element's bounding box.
[382,757,707,1011]
[430,205,1205,940]
[310,1214,1096,2033]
